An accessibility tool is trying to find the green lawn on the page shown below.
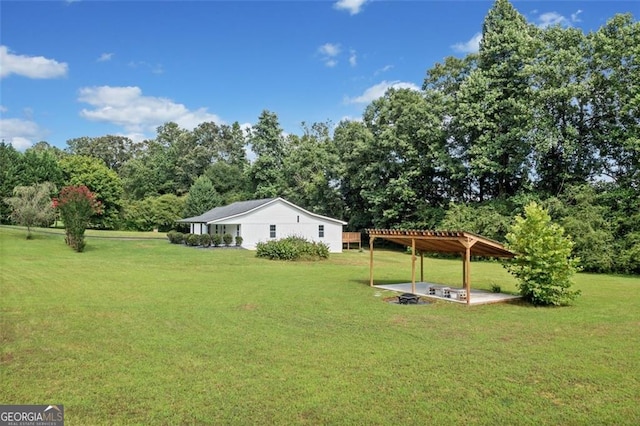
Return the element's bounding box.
[1,227,639,425]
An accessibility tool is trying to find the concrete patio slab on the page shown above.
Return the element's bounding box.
[374,282,522,305]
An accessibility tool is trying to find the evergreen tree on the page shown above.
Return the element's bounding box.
[183,175,221,218]
[248,110,286,198]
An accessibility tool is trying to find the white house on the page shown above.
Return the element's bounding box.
[177,197,348,253]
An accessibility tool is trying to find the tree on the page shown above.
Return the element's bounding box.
[248,110,287,198]
[360,88,450,228]
[439,202,511,242]
[333,119,375,230]
[183,175,221,218]
[66,135,141,173]
[60,155,124,229]
[122,194,185,232]
[204,161,251,204]
[19,148,64,188]
[54,185,102,252]
[505,202,580,306]
[589,14,640,189]
[0,142,22,223]
[528,25,595,194]
[544,185,615,273]
[4,182,56,239]
[456,0,536,199]
[281,122,344,219]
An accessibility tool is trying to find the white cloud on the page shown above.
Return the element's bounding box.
[452,32,482,54]
[318,43,341,67]
[78,86,223,135]
[334,0,368,15]
[537,12,568,28]
[345,80,421,104]
[349,50,357,67]
[534,10,582,28]
[374,65,394,76]
[128,60,164,74]
[0,46,68,79]
[571,10,583,23]
[97,52,114,62]
[0,117,47,150]
[319,43,341,57]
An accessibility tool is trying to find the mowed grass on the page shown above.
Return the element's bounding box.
[1,227,639,425]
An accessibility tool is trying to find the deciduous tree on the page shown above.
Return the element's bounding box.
[505,202,580,306]
[4,182,56,239]
[60,155,124,229]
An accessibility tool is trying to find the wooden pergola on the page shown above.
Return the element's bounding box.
[367,229,515,305]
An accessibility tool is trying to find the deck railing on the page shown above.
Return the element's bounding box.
[342,232,361,250]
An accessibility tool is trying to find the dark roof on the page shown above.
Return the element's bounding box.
[179,197,347,225]
[179,198,276,223]
[367,229,515,258]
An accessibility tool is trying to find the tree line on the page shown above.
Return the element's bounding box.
[1,0,638,273]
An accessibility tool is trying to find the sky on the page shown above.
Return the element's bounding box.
[1,0,638,151]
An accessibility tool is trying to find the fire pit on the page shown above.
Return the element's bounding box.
[397,293,420,305]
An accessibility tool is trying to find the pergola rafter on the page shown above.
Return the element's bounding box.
[367,229,515,305]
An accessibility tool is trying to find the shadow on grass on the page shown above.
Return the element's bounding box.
[350,278,419,287]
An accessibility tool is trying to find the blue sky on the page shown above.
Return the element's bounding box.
[1,0,638,150]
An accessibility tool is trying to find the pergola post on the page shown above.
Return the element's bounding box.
[459,237,477,306]
[420,251,424,283]
[464,245,471,305]
[369,236,375,287]
[411,238,416,294]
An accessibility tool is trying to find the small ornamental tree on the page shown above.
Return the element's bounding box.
[504,202,581,306]
[4,182,57,239]
[54,185,102,252]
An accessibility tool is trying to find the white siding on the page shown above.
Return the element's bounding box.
[214,199,344,253]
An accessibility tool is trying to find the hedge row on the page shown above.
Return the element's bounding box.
[167,231,242,247]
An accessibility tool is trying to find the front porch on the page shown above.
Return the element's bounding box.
[375,282,522,305]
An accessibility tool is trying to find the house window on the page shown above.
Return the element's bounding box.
[236,225,240,236]
[297,215,300,223]
[270,225,276,238]
[319,225,325,238]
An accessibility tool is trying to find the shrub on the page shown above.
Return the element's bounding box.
[235,236,243,246]
[54,185,102,252]
[167,231,184,244]
[212,234,222,247]
[256,236,330,261]
[504,202,580,306]
[185,233,200,247]
[199,233,212,247]
[223,233,233,247]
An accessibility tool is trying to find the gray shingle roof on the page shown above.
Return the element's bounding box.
[178,198,276,223]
